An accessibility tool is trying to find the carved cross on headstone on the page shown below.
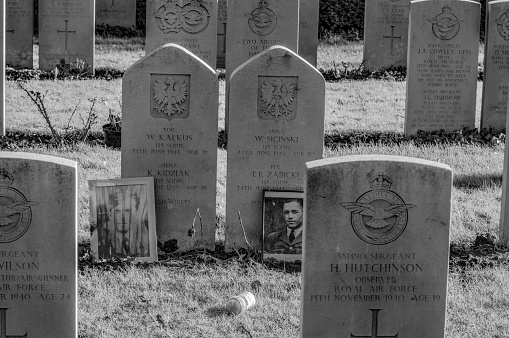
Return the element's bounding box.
[57,20,76,51]
[111,0,115,7]
[5,29,14,34]
[350,309,398,338]
[218,23,227,53]
[383,26,401,56]
[0,308,27,338]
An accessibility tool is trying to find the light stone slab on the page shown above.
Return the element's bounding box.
[301,155,452,338]
[0,1,4,136]
[0,152,77,337]
[481,0,509,133]
[499,107,509,245]
[38,0,95,73]
[225,46,324,250]
[121,43,218,251]
[6,0,34,69]
[405,0,480,135]
[225,0,299,132]
[216,0,227,68]
[363,0,410,71]
[96,0,136,28]
[298,0,319,67]
[145,0,218,69]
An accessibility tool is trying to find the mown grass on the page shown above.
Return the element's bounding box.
[3,38,509,337]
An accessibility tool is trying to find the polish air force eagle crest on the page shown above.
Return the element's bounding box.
[0,169,38,243]
[258,77,297,121]
[152,75,190,122]
[340,173,415,245]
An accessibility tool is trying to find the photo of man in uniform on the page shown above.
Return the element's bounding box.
[264,198,303,255]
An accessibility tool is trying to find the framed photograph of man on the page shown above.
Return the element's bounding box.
[89,177,158,262]
[262,190,304,262]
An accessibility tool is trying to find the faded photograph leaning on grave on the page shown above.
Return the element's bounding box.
[264,199,303,254]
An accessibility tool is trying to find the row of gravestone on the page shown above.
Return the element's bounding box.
[2,43,509,338]
[367,0,509,135]
[5,0,319,71]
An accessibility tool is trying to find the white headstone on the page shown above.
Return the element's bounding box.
[363,0,410,71]
[405,0,480,135]
[122,43,218,251]
[38,0,95,73]
[0,152,77,337]
[299,0,319,67]
[301,155,452,337]
[481,0,509,133]
[225,46,325,250]
[145,0,218,69]
[6,0,34,69]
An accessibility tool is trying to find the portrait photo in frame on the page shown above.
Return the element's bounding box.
[262,190,304,262]
[89,177,158,262]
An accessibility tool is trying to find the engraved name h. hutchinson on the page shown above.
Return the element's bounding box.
[340,173,415,245]
[0,169,38,243]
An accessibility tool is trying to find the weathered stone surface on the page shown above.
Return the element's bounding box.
[225,46,324,250]
[363,0,410,71]
[301,155,452,337]
[481,0,509,133]
[145,0,218,69]
[500,110,509,245]
[121,43,218,251]
[405,0,480,135]
[299,0,319,67]
[96,0,136,28]
[216,0,227,69]
[0,152,77,337]
[224,0,299,133]
[0,1,4,136]
[38,0,95,73]
[6,0,34,69]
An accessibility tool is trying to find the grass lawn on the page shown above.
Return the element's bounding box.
[3,38,509,337]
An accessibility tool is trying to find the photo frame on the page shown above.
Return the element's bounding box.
[89,177,158,262]
[262,190,304,262]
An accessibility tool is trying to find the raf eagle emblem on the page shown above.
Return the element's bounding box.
[260,78,295,118]
[0,202,38,226]
[339,202,415,229]
[153,76,188,116]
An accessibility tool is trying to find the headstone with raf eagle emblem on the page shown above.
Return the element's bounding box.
[0,152,77,337]
[405,0,480,135]
[225,46,325,250]
[121,43,218,252]
[481,0,509,133]
[145,0,218,69]
[301,155,452,337]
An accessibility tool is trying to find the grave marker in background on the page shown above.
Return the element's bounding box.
[96,0,136,28]
[405,0,480,135]
[216,0,227,68]
[225,46,324,250]
[301,155,452,337]
[6,0,34,69]
[122,43,218,251]
[145,0,218,69]
[481,0,509,133]
[299,0,319,67]
[363,0,410,71]
[0,152,77,337]
[38,0,95,73]
[499,108,509,245]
